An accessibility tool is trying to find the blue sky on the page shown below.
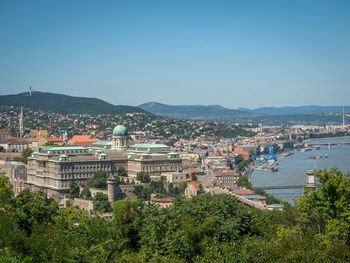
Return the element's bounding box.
[0,0,349,108]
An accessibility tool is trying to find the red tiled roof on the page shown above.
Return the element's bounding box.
[219,171,235,176]
[233,189,254,195]
[34,135,42,140]
[69,135,91,142]
[46,137,63,142]
[68,135,99,147]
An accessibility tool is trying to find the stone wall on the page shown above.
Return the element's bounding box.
[65,197,94,216]
[90,185,136,201]
[90,188,108,197]
[120,185,136,199]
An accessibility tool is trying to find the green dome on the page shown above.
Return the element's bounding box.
[113,125,127,136]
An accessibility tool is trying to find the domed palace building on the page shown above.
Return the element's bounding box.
[26,125,182,203]
[111,125,128,151]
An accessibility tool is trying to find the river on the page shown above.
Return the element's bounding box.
[250,137,350,205]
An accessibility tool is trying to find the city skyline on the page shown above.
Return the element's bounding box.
[1,0,350,108]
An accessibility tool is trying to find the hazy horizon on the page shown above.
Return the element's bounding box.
[1,0,349,108]
[1,90,349,110]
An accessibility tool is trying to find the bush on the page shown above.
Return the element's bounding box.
[87,171,108,189]
[137,172,150,183]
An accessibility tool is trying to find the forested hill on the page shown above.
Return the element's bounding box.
[0,91,148,114]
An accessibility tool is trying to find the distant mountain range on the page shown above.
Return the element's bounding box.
[139,102,254,121]
[0,91,347,124]
[238,106,350,115]
[139,102,349,117]
[139,102,349,124]
[0,91,147,114]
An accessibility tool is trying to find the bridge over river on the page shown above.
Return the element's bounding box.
[306,142,350,149]
[254,185,304,190]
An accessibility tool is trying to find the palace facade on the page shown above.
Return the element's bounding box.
[26,125,182,203]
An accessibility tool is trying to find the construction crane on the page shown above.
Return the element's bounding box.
[187,157,196,181]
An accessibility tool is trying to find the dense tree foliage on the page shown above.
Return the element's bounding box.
[1,169,350,262]
[80,185,92,199]
[87,171,108,189]
[134,181,185,200]
[0,173,13,209]
[117,167,127,177]
[296,168,350,243]
[254,188,285,205]
[137,172,151,183]
[69,181,80,198]
[236,159,253,172]
[134,185,151,200]
[236,175,252,189]
[93,192,112,213]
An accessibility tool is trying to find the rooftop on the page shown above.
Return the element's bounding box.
[46,137,63,142]
[233,189,254,195]
[91,141,112,146]
[130,143,169,148]
[113,125,127,136]
[41,146,87,152]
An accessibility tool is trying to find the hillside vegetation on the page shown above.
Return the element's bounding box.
[0,91,147,114]
[1,168,350,262]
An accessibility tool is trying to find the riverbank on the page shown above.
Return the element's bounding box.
[251,136,350,204]
[247,136,349,183]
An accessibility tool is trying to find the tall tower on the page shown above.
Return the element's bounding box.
[29,86,32,96]
[19,107,24,137]
[107,175,116,204]
[343,106,345,129]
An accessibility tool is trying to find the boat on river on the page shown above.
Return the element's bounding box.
[256,164,279,172]
[301,148,312,152]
